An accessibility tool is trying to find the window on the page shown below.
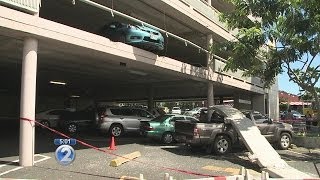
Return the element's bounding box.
[110,108,123,115]
[132,109,152,118]
[152,115,173,122]
[171,116,185,122]
[210,111,224,123]
[121,108,134,116]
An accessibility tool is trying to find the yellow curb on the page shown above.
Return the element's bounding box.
[110,151,141,167]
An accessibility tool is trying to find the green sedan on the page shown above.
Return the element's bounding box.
[140,114,198,144]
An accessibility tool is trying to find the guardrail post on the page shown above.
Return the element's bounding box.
[164,173,170,180]
[261,171,269,180]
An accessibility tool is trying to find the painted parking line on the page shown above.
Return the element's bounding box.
[0,154,51,177]
[0,160,19,168]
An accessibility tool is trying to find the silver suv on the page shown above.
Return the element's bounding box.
[97,107,154,137]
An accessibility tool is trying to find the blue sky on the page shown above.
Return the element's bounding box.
[278,55,320,95]
[278,73,300,95]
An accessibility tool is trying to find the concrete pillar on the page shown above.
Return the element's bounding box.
[207,82,214,121]
[148,86,154,112]
[252,94,265,114]
[19,38,38,166]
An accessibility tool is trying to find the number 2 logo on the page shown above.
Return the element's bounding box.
[55,145,75,165]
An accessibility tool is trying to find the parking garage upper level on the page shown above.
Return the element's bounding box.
[0,0,264,95]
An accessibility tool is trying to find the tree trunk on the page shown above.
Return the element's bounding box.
[311,90,320,126]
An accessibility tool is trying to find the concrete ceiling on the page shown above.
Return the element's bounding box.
[0,1,252,102]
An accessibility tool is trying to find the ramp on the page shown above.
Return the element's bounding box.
[231,118,313,178]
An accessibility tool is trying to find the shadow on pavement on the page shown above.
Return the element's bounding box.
[160,145,261,172]
[0,121,146,158]
[34,166,119,179]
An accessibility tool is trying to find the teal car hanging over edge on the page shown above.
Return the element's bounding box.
[100,21,164,53]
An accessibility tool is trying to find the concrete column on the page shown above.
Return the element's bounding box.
[207,82,214,121]
[252,94,265,114]
[148,86,154,112]
[19,38,38,166]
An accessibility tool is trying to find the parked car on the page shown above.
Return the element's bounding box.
[175,106,294,155]
[97,107,154,137]
[140,114,198,144]
[36,109,74,128]
[171,107,181,114]
[184,107,207,117]
[100,22,164,52]
[58,106,97,134]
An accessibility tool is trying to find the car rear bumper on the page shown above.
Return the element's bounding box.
[97,121,113,133]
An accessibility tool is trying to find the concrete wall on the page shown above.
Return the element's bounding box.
[252,94,265,114]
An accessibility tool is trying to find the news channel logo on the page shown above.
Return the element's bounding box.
[54,139,76,166]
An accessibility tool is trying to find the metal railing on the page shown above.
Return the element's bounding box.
[0,0,41,14]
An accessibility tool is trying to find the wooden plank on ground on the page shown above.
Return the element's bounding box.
[110,151,141,167]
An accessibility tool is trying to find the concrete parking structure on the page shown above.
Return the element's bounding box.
[0,0,280,177]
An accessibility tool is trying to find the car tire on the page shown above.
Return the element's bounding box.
[40,120,50,128]
[67,123,78,134]
[278,132,291,150]
[162,132,174,144]
[109,124,123,137]
[213,135,231,155]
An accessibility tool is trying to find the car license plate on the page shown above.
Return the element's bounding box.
[150,34,157,40]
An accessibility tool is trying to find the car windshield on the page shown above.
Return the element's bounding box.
[151,115,173,122]
[172,107,180,110]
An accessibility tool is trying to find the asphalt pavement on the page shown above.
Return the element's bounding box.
[0,121,319,179]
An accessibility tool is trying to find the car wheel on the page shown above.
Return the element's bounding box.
[213,135,231,155]
[162,132,174,144]
[40,120,50,128]
[110,124,123,137]
[67,123,78,134]
[279,132,291,150]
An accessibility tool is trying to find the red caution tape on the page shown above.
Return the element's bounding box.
[20,117,224,178]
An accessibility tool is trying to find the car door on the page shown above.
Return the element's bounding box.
[121,108,139,131]
[253,114,275,141]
